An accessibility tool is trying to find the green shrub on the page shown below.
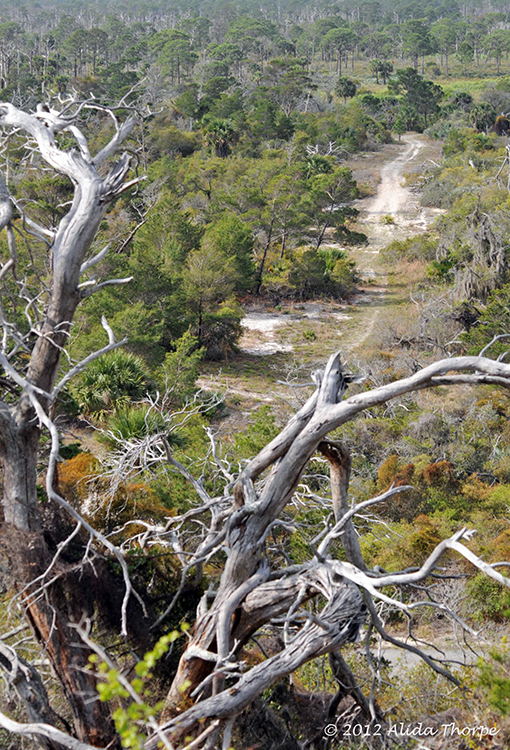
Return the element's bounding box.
[93,627,188,749]
[381,233,437,263]
[478,642,510,716]
[158,330,204,405]
[200,303,243,360]
[72,350,149,417]
[466,574,510,621]
[98,406,184,451]
[234,405,279,459]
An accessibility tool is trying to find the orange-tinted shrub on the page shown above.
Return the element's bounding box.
[421,460,456,489]
[377,455,402,491]
[407,514,443,558]
[58,452,100,506]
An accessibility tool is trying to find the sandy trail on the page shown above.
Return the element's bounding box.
[239,304,352,356]
[238,135,433,358]
[354,134,427,267]
[344,134,440,352]
[364,136,424,228]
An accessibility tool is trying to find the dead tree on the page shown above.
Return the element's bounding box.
[149,354,510,747]
[0,97,141,748]
[55,355,510,750]
[1,103,510,750]
[3,340,510,749]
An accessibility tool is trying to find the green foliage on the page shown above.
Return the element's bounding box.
[263,57,316,116]
[302,165,362,247]
[463,285,510,357]
[360,514,452,571]
[202,116,238,158]
[181,244,241,355]
[466,575,510,622]
[93,627,188,749]
[59,442,82,461]
[442,127,496,157]
[335,76,357,103]
[370,59,393,85]
[427,254,455,281]
[158,330,204,405]
[7,5,510,744]
[478,642,510,715]
[72,350,149,417]
[380,214,395,225]
[199,303,243,360]
[233,405,279,459]
[98,405,184,451]
[154,30,198,84]
[388,67,444,128]
[263,244,356,299]
[201,213,255,290]
[16,172,74,229]
[392,118,406,139]
[149,116,201,157]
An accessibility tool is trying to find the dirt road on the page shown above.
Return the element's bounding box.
[237,134,438,358]
[344,133,441,351]
[364,134,425,230]
[202,135,441,401]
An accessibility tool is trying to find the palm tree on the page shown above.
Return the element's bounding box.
[202,116,238,157]
[72,349,148,417]
[99,404,184,450]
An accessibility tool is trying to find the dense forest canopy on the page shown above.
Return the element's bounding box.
[3,0,510,100]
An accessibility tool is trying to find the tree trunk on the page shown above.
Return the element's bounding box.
[145,351,510,746]
[315,220,330,250]
[256,213,275,295]
[1,421,40,529]
[0,523,118,749]
[23,571,117,746]
[280,229,287,259]
[1,420,119,748]
[0,101,134,748]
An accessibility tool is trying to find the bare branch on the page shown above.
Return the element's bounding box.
[93,115,136,167]
[74,623,175,750]
[80,276,134,297]
[0,351,51,399]
[53,337,127,399]
[150,573,364,747]
[317,485,413,559]
[0,169,12,231]
[0,711,97,750]
[479,333,510,357]
[80,243,110,275]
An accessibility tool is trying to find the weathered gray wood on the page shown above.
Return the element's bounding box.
[0,100,135,749]
[152,574,364,747]
[160,352,510,744]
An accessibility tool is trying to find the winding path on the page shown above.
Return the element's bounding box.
[238,135,435,358]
